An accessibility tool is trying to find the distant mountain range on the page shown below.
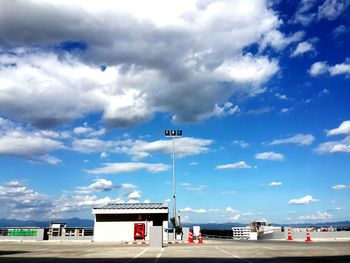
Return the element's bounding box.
[0,218,94,228]
[1,218,349,229]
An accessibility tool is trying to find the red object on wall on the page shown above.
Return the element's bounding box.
[134,223,145,240]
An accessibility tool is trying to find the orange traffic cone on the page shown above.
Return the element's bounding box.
[188,230,194,243]
[198,232,203,244]
[287,228,293,241]
[305,228,312,243]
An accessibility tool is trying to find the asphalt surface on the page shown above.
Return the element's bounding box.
[0,239,349,263]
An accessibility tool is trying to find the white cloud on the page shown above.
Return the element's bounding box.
[270,134,314,146]
[128,191,141,199]
[225,207,238,213]
[215,161,251,169]
[76,179,113,194]
[189,161,198,165]
[255,152,284,161]
[53,195,113,214]
[288,195,318,205]
[72,137,213,161]
[100,152,108,159]
[232,140,250,148]
[214,54,279,85]
[310,60,350,77]
[269,181,282,186]
[317,0,350,21]
[73,126,106,137]
[292,0,349,25]
[0,0,297,128]
[280,108,290,114]
[291,41,314,57]
[299,211,332,221]
[121,183,137,190]
[84,162,169,174]
[332,184,350,190]
[327,120,350,136]
[0,181,53,219]
[180,207,207,214]
[225,206,240,221]
[181,183,207,193]
[315,136,350,154]
[309,61,329,76]
[329,62,350,75]
[275,93,288,100]
[0,118,64,164]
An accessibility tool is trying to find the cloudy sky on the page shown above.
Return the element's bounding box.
[0,0,350,224]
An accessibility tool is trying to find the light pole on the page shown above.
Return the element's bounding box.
[165,129,182,227]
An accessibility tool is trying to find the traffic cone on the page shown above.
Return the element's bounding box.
[198,232,203,244]
[188,230,194,243]
[305,228,312,243]
[287,228,293,241]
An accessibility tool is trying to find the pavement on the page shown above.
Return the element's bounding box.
[0,239,349,263]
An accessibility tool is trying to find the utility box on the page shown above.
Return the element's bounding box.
[149,226,163,248]
[134,223,145,240]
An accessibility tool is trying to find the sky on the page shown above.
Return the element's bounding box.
[0,0,349,224]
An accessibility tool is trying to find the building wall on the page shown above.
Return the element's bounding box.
[93,218,169,242]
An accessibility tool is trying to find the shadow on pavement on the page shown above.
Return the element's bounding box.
[0,256,350,263]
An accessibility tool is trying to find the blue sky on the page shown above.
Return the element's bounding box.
[0,0,349,224]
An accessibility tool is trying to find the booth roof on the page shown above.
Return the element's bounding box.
[93,202,168,210]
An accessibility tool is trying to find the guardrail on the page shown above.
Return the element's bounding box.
[203,235,234,240]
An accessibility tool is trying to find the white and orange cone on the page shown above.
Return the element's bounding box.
[305,228,312,243]
[198,232,203,244]
[287,228,293,241]
[188,230,194,243]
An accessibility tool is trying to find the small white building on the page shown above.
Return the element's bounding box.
[92,202,169,242]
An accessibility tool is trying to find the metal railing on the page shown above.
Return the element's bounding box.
[203,235,234,240]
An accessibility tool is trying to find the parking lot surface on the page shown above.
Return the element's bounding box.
[0,239,349,262]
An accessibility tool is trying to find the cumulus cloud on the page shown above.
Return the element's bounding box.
[291,41,315,57]
[215,161,252,169]
[255,152,284,161]
[73,137,213,161]
[269,181,282,186]
[180,207,207,214]
[299,211,332,221]
[84,162,169,174]
[317,0,350,21]
[76,179,113,194]
[0,180,141,219]
[0,0,297,128]
[270,134,314,146]
[332,184,350,190]
[225,206,240,221]
[0,181,53,219]
[288,195,318,205]
[0,118,64,164]
[315,136,350,154]
[292,0,350,25]
[128,191,141,199]
[309,61,329,76]
[309,60,350,77]
[327,120,350,136]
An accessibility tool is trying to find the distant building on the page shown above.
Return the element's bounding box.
[92,202,169,242]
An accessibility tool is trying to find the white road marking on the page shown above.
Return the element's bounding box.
[215,246,253,263]
[127,247,150,262]
[154,247,164,263]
